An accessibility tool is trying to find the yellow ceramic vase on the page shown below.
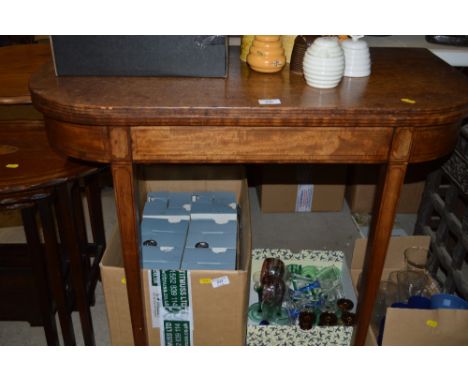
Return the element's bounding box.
[240,35,254,62]
[281,35,296,63]
[247,35,286,73]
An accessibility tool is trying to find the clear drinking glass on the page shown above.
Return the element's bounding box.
[396,270,429,302]
[371,281,398,333]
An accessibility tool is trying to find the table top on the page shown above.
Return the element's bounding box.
[0,44,51,105]
[29,47,468,166]
[0,121,99,195]
[30,47,468,128]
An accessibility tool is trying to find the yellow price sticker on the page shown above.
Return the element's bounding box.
[426,319,438,328]
[6,164,19,169]
[199,278,212,284]
[121,277,126,285]
[401,98,416,104]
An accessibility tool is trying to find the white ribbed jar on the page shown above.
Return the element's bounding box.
[302,37,344,89]
[341,35,371,77]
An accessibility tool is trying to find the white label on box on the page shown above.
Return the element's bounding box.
[148,272,161,328]
[258,98,281,105]
[295,184,314,212]
[148,270,194,345]
[211,276,230,288]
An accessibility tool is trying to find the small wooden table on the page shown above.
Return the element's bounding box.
[0,120,105,345]
[29,47,468,345]
[0,43,105,345]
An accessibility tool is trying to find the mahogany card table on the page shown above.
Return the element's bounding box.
[29,47,468,345]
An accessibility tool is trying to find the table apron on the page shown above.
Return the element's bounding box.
[131,126,394,163]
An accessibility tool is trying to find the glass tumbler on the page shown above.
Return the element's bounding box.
[396,270,429,302]
[371,281,398,333]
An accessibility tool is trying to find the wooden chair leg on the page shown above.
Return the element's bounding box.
[71,181,92,288]
[84,171,106,250]
[21,204,60,346]
[83,171,106,296]
[56,182,96,346]
[36,194,77,346]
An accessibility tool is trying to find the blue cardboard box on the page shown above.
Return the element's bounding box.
[142,202,189,222]
[141,230,187,248]
[190,203,237,223]
[141,218,189,235]
[144,199,168,211]
[181,248,236,270]
[141,246,183,270]
[191,191,237,206]
[186,219,237,250]
[146,191,170,204]
[168,192,192,210]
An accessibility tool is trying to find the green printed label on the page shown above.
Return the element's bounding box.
[148,269,194,345]
[164,320,191,346]
[160,270,190,310]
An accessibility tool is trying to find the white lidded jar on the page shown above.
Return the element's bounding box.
[302,37,344,89]
[341,35,371,77]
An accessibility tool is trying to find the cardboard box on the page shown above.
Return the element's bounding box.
[345,164,429,214]
[51,36,228,77]
[100,165,251,345]
[181,248,237,271]
[351,236,468,345]
[192,191,237,206]
[246,249,357,345]
[141,246,183,270]
[186,220,237,250]
[257,165,347,213]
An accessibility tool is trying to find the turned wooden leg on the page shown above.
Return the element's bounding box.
[111,162,146,345]
[354,162,408,345]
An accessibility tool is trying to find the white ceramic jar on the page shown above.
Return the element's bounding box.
[341,35,371,77]
[302,37,344,89]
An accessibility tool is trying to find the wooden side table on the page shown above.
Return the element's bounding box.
[0,121,106,345]
[29,46,468,345]
[1,42,109,345]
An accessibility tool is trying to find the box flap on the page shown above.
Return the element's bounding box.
[351,236,431,271]
[383,308,468,345]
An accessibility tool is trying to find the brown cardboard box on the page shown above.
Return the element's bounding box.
[351,236,468,345]
[257,165,347,213]
[345,164,430,214]
[100,165,251,345]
